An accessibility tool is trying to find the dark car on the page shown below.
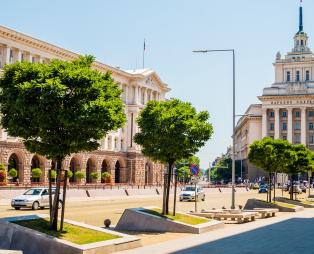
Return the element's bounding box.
[258,185,268,193]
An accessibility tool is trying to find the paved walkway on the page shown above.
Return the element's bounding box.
[114,209,314,254]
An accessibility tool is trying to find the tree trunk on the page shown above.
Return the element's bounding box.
[268,172,272,203]
[290,174,293,200]
[165,161,174,215]
[51,158,63,231]
[273,172,276,202]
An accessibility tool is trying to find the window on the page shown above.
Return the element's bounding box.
[310,135,314,144]
[296,71,300,82]
[32,56,35,63]
[295,134,301,144]
[309,123,314,130]
[309,111,314,117]
[269,111,275,118]
[286,71,291,82]
[21,53,24,62]
[282,135,287,140]
[114,138,118,149]
[301,40,304,46]
[9,49,13,63]
[121,139,124,150]
[282,111,287,117]
[306,70,310,81]
[295,121,301,130]
[270,123,274,131]
[282,122,287,131]
[295,111,301,118]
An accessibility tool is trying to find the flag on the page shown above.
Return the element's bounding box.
[143,39,146,51]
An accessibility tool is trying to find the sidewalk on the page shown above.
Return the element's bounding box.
[114,209,314,254]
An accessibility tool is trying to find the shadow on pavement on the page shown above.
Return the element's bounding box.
[171,217,314,254]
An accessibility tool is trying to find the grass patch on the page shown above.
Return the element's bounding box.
[141,208,209,225]
[271,202,297,208]
[12,218,120,245]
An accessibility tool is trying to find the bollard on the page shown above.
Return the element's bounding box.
[156,188,160,195]
[86,190,90,197]
[125,189,129,196]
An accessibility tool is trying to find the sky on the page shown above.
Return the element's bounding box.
[0,0,311,169]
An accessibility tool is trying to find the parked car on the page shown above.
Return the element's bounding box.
[289,185,302,194]
[11,187,62,210]
[258,185,268,193]
[179,186,205,202]
[299,184,307,193]
[251,183,260,190]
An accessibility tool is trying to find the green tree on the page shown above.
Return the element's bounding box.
[0,56,126,230]
[134,99,213,214]
[75,171,85,182]
[8,168,18,179]
[31,168,42,179]
[176,155,200,183]
[248,138,291,202]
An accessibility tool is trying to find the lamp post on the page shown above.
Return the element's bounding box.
[193,49,236,209]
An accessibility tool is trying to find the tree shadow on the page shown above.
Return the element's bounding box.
[171,217,314,254]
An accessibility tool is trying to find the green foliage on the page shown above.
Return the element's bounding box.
[101,172,111,181]
[0,170,6,183]
[90,172,99,180]
[50,170,57,180]
[8,168,18,178]
[0,164,5,171]
[176,166,191,179]
[31,168,42,178]
[75,171,85,180]
[134,99,213,164]
[176,156,200,168]
[66,170,73,179]
[210,157,242,182]
[0,56,126,161]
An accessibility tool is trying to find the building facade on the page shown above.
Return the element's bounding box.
[0,25,170,185]
[235,3,314,181]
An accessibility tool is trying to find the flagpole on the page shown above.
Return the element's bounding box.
[142,39,145,69]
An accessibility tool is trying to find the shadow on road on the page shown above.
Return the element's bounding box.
[171,217,314,254]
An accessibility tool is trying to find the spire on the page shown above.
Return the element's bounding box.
[299,0,303,32]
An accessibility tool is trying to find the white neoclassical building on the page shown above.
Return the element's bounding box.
[235,3,314,181]
[0,25,170,185]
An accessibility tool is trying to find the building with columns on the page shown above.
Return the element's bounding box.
[235,3,314,181]
[0,25,170,185]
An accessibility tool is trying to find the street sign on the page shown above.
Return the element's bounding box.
[190,164,200,176]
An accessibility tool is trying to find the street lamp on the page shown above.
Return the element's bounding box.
[193,49,236,209]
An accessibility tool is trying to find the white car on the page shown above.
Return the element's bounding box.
[11,188,62,210]
[179,186,205,202]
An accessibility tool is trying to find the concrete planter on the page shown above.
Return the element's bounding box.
[116,207,223,234]
[0,215,140,254]
[244,198,304,212]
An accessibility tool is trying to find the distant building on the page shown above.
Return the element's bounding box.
[235,3,314,181]
[0,25,170,185]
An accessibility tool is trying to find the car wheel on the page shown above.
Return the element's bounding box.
[58,200,63,209]
[32,201,39,210]
[14,207,20,210]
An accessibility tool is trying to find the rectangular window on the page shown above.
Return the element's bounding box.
[310,135,314,144]
[295,111,301,118]
[282,135,287,140]
[269,111,275,118]
[309,111,314,117]
[9,49,13,63]
[295,134,301,144]
[287,71,291,82]
[282,111,287,117]
[296,71,300,82]
[270,123,274,131]
[309,123,314,130]
[295,121,301,130]
[282,122,287,131]
[306,70,310,81]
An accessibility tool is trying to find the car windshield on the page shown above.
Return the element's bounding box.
[184,187,196,191]
[23,189,42,195]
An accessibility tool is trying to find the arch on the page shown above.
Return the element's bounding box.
[101,159,109,183]
[31,155,43,183]
[145,162,154,185]
[115,161,121,183]
[7,149,25,183]
[86,157,97,183]
[8,154,19,182]
[69,157,81,183]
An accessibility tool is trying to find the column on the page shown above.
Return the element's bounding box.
[301,107,307,145]
[16,49,22,62]
[287,108,293,143]
[262,108,267,137]
[5,46,11,64]
[134,86,139,104]
[274,108,280,139]
[144,88,148,104]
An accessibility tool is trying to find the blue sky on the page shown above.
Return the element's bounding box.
[1,0,311,168]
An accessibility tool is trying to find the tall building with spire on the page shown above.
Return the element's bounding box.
[235,1,314,181]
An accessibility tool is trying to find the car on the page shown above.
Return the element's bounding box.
[258,185,268,193]
[251,183,260,190]
[179,186,205,202]
[11,187,63,210]
[299,184,307,193]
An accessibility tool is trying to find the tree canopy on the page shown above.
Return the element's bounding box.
[134,98,213,214]
[0,55,126,161]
